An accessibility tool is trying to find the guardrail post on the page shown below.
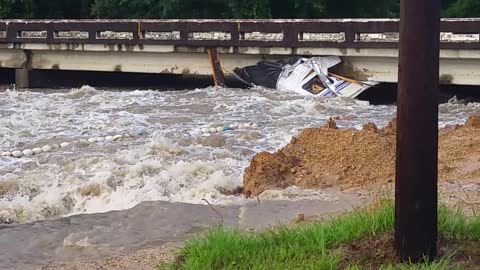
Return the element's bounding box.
[395,0,440,262]
[282,23,297,47]
[344,22,357,45]
[5,22,15,42]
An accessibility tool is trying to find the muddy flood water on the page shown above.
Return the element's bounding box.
[1,85,479,224]
[1,85,480,269]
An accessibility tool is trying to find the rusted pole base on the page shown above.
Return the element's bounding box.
[207,48,226,87]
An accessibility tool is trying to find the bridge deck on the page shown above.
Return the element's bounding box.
[1,19,480,87]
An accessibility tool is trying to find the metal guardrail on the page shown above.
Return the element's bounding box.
[0,19,480,49]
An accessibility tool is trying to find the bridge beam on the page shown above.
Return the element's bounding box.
[1,45,480,86]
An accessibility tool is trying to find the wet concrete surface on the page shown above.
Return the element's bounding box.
[0,191,363,270]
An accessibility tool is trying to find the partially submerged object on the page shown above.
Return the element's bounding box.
[233,56,379,98]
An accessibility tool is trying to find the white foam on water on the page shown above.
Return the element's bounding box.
[0,86,478,223]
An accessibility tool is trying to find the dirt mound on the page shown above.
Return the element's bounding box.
[243,114,480,197]
[465,114,480,128]
[243,152,301,197]
[244,119,397,197]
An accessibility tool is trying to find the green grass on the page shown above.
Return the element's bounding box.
[159,200,480,270]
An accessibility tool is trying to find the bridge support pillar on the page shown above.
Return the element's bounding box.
[15,69,32,89]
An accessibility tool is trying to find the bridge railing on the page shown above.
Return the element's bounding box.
[0,19,479,49]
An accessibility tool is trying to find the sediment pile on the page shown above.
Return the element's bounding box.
[243,115,480,197]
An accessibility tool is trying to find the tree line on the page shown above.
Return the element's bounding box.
[0,0,478,19]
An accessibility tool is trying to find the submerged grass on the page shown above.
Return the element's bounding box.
[159,200,480,270]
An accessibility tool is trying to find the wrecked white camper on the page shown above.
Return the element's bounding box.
[233,56,378,98]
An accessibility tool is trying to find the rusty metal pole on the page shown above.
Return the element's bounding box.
[207,48,226,87]
[395,0,440,262]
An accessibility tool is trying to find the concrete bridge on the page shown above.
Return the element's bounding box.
[1,19,480,87]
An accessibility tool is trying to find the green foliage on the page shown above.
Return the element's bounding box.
[161,202,395,269]
[0,0,92,19]
[227,0,327,19]
[33,0,93,18]
[159,201,480,270]
[0,0,480,19]
[271,0,327,18]
[444,0,480,17]
[0,0,34,19]
[91,0,231,19]
[90,0,147,19]
[323,0,399,18]
[227,0,271,19]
